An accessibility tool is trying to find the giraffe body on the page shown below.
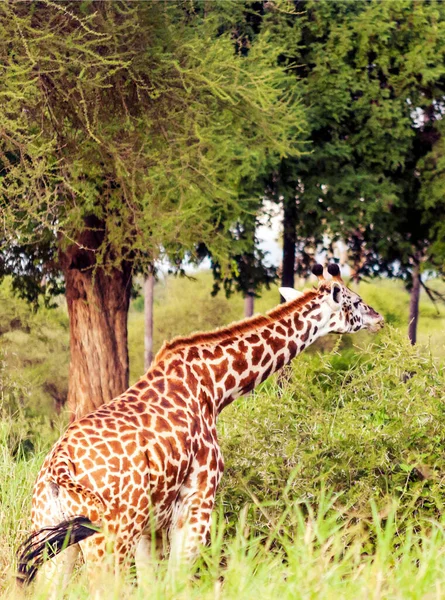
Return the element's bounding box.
[19,270,383,588]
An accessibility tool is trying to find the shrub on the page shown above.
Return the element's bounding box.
[218,328,445,529]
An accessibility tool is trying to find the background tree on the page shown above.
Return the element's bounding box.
[273,0,445,343]
[0,1,304,418]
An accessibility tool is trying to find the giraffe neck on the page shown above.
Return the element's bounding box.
[156,294,331,418]
[211,303,328,414]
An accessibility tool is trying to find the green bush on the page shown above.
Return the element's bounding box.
[0,279,69,416]
[218,328,445,528]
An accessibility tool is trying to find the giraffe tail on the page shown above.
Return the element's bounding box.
[16,516,100,586]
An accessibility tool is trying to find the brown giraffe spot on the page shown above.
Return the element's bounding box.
[194,363,213,388]
[260,353,271,367]
[151,368,164,378]
[239,372,259,393]
[134,380,149,390]
[294,315,304,330]
[238,340,248,353]
[288,340,298,359]
[187,347,200,361]
[262,365,273,382]
[156,416,172,433]
[170,410,187,427]
[174,366,184,378]
[121,456,132,471]
[139,413,153,428]
[212,358,229,382]
[302,304,317,317]
[275,325,286,336]
[252,345,263,365]
[275,353,285,371]
[269,336,286,352]
[169,392,187,407]
[246,333,260,344]
[187,372,198,395]
[109,456,120,470]
[232,356,248,374]
[301,325,312,342]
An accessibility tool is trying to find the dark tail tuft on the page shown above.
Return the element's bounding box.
[16,516,99,586]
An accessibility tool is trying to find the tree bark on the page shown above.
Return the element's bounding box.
[144,268,155,370]
[244,292,254,318]
[59,218,132,421]
[408,262,421,345]
[281,196,297,302]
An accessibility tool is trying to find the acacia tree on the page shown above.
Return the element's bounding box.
[0,1,304,418]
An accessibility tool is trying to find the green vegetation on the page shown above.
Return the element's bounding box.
[1,274,445,597]
[0,279,69,417]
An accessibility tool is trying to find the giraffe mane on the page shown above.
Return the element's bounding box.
[153,288,319,364]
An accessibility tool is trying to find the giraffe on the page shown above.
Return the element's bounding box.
[17,263,383,590]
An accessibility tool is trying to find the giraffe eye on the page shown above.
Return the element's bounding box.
[353,301,360,308]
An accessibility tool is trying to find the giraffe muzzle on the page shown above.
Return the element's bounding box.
[367,315,384,332]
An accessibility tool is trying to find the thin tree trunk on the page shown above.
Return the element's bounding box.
[144,268,155,370]
[278,195,297,391]
[408,262,421,345]
[281,196,297,302]
[59,217,132,421]
[244,292,254,318]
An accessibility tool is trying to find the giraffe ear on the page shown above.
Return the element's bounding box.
[279,287,304,302]
[327,282,343,310]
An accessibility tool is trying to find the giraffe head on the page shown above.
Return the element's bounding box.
[280,264,384,335]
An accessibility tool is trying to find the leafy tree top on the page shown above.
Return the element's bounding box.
[0,1,305,283]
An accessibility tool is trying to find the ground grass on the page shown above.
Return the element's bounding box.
[1,273,445,597]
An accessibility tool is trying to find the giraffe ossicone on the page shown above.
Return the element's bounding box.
[17,263,384,591]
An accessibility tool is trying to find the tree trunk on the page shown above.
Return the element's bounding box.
[244,292,254,318]
[281,196,297,302]
[59,219,132,421]
[408,262,421,345]
[144,268,155,370]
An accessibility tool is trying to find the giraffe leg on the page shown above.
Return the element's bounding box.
[79,529,141,594]
[135,532,164,585]
[168,493,214,574]
[34,544,80,600]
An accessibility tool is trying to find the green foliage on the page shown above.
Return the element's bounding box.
[0,1,305,280]
[270,0,445,281]
[219,328,445,529]
[0,278,69,416]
